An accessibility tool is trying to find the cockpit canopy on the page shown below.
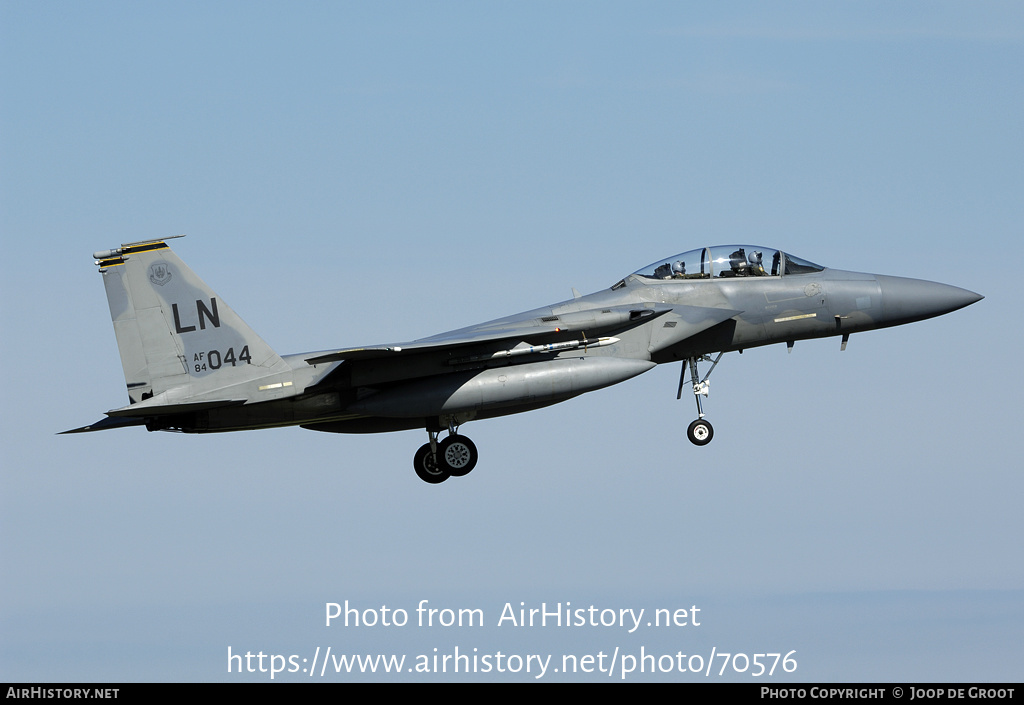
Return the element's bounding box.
[630,245,824,282]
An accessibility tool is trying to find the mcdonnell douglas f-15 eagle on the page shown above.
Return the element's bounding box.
[64,236,982,483]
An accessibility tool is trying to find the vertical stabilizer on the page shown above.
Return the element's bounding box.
[95,237,290,405]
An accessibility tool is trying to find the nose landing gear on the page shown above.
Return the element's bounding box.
[679,353,723,446]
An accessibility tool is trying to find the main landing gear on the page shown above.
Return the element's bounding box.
[413,421,479,484]
[679,353,724,446]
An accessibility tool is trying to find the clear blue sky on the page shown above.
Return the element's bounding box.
[2,1,1021,682]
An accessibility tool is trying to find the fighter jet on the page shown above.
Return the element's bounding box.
[64,236,982,483]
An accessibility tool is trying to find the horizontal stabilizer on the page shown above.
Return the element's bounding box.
[105,398,246,418]
[60,416,148,434]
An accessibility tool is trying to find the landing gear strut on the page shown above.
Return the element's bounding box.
[679,353,723,446]
[413,419,479,484]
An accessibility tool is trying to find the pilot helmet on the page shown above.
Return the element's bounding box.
[672,260,685,275]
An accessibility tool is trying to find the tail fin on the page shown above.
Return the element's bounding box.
[95,236,290,407]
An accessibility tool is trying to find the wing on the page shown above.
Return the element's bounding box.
[60,398,247,433]
[305,303,740,365]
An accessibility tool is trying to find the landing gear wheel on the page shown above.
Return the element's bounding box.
[413,443,450,484]
[438,435,478,477]
[687,418,714,446]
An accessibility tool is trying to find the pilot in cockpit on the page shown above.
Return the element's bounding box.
[748,250,766,276]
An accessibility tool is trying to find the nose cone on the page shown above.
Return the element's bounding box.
[876,274,983,325]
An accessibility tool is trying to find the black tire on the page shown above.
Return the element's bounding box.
[438,435,478,477]
[687,418,714,446]
[413,443,449,484]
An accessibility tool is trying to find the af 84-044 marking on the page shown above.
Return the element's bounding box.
[193,346,252,373]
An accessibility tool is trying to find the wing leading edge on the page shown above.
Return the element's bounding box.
[304,303,681,365]
[305,303,741,365]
